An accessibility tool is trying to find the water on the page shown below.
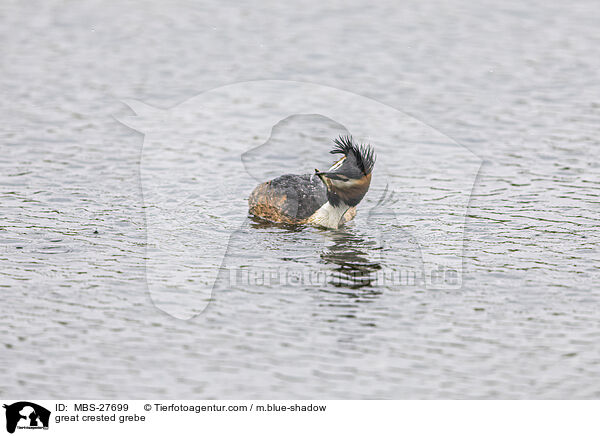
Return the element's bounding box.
[1,0,599,398]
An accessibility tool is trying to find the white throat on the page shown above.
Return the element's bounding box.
[308,201,349,229]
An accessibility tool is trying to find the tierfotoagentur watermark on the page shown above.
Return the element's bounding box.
[221,265,459,288]
[118,80,481,320]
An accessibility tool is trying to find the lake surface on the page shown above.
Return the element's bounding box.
[1,0,599,398]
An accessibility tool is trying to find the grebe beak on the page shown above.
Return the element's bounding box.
[314,169,346,182]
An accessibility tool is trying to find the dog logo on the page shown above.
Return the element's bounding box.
[118,80,481,319]
[3,402,50,434]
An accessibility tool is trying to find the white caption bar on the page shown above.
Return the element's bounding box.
[0,400,597,436]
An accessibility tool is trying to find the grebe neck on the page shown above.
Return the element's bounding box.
[307,201,350,229]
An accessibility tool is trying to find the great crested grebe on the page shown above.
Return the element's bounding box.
[248,135,375,229]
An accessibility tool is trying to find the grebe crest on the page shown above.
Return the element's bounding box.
[248,135,376,229]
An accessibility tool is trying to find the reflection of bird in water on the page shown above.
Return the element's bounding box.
[320,230,382,289]
[248,136,375,229]
[319,185,427,290]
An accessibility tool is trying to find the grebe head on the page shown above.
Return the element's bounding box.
[316,135,376,207]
